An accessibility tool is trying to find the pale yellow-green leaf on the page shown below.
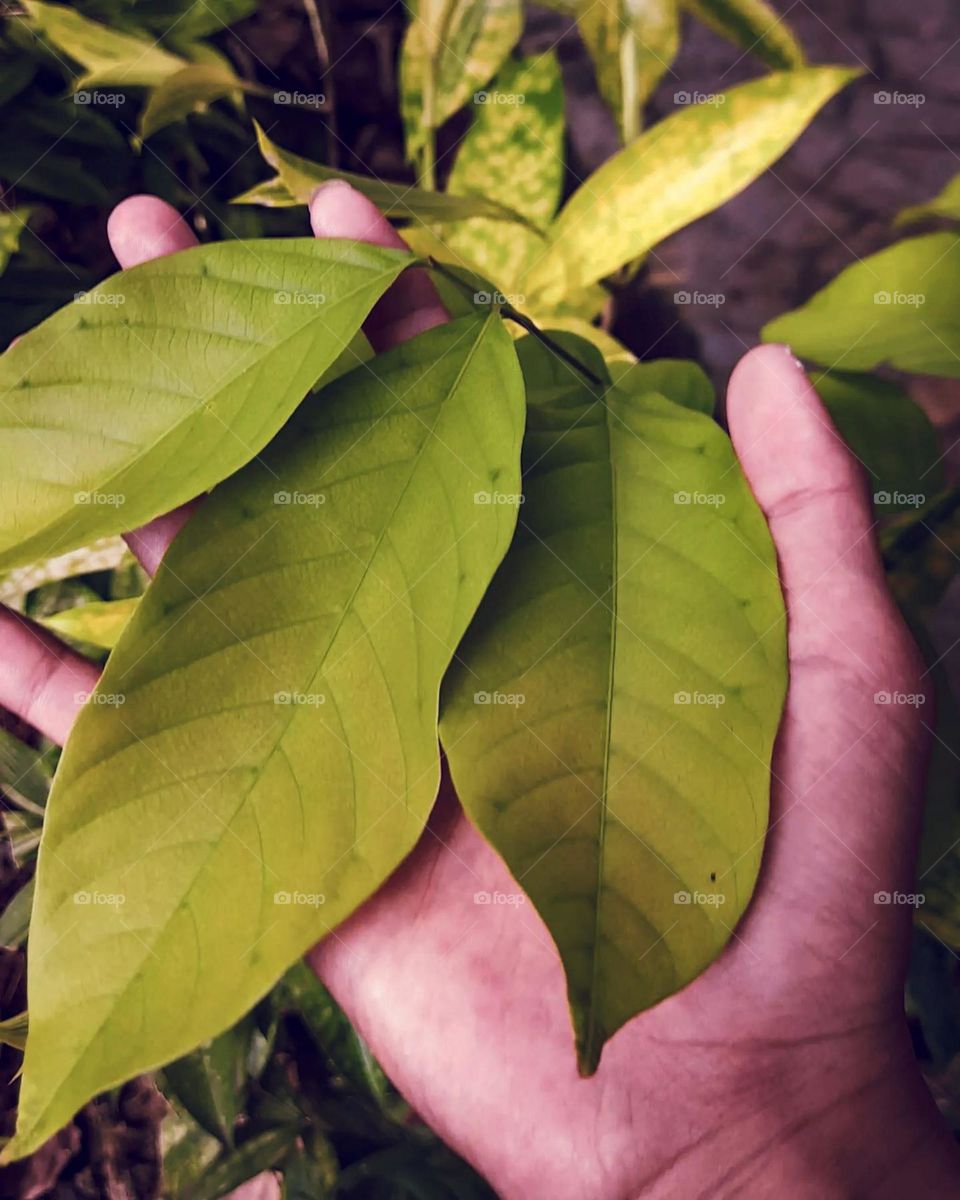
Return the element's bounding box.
[577,0,679,141]
[6,316,525,1159]
[233,123,532,229]
[526,66,858,303]
[23,0,186,89]
[40,597,139,649]
[895,173,960,230]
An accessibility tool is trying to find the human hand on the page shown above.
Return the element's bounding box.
[1,187,957,1200]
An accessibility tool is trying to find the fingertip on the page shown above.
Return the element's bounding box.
[108,195,199,269]
[726,343,858,496]
[308,181,448,351]
[124,501,199,577]
[309,181,407,249]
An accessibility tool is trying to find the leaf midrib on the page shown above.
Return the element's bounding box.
[583,395,619,1070]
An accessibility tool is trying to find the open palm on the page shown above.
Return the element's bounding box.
[2,187,957,1200]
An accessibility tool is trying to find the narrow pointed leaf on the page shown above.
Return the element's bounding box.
[441,333,787,1071]
[683,0,805,70]
[23,1,187,88]
[0,237,411,571]
[233,123,533,228]
[7,315,524,1159]
[763,232,960,378]
[526,67,857,302]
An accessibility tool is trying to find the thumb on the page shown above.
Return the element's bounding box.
[727,345,928,977]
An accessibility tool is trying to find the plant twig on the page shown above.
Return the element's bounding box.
[425,259,607,390]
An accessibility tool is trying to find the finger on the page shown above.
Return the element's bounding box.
[107,194,199,266]
[309,181,448,351]
[0,609,99,745]
[727,345,926,967]
[108,195,202,574]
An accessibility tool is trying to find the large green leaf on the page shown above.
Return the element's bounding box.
[23,0,187,88]
[0,237,411,572]
[763,233,960,378]
[441,333,787,1071]
[233,123,533,229]
[683,0,805,70]
[811,370,943,513]
[525,67,857,302]
[400,0,522,163]
[608,357,715,414]
[576,0,679,141]
[6,315,524,1159]
[440,53,563,291]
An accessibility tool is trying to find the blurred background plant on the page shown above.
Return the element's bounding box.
[1,0,959,1195]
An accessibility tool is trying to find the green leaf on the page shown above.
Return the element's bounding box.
[441,54,562,292]
[40,597,139,649]
[0,208,32,278]
[163,1016,255,1145]
[190,1128,300,1200]
[275,962,391,1109]
[811,370,943,513]
[0,728,52,810]
[282,1139,338,1199]
[23,0,187,88]
[525,66,858,302]
[0,237,411,572]
[441,332,787,1072]
[895,173,960,230]
[138,63,246,139]
[0,1012,29,1052]
[400,0,522,161]
[683,0,805,70]
[161,1102,222,1198]
[576,0,679,141]
[7,315,525,1160]
[0,879,35,950]
[233,123,533,229]
[764,233,960,378]
[608,357,715,414]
